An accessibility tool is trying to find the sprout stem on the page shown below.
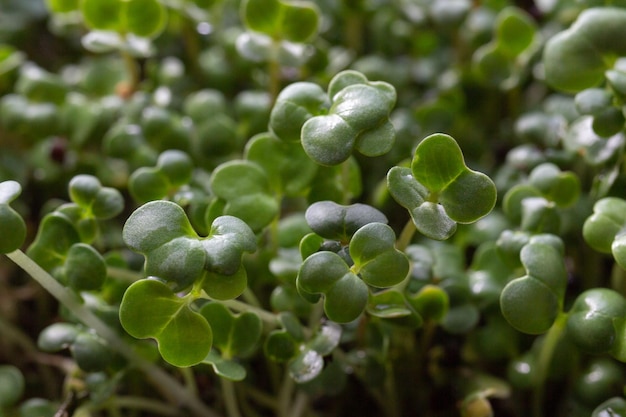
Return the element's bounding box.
[5,250,220,417]
[533,312,568,417]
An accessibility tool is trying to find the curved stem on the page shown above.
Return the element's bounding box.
[5,250,220,417]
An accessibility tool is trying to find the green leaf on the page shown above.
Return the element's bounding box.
[210,160,279,232]
[543,7,626,92]
[122,0,167,38]
[203,350,247,381]
[584,197,626,254]
[500,241,567,334]
[268,82,328,142]
[409,284,449,322]
[200,302,262,358]
[304,201,387,243]
[65,243,107,291]
[302,71,396,166]
[81,0,124,32]
[27,212,81,272]
[68,174,124,220]
[297,251,368,323]
[120,278,213,367]
[350,223,409,288]
[123,201,205,290]
[264,330,298,362]
[244,133,318,196]
[123,201,256,291]
[592,397,626,417]
[495,7,537,57]
[387,134,496,240]
[241,0,320,43]
[129,150,193,203]
[46,0,80,13]
[0,180,26,253]
[567,288,626,357]
[0,365,25,407]
[37,323,80,352]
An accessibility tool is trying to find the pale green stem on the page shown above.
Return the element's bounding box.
[341,160,352,204]
[107,266,142,283]
[289,391,309,417]
[277,368,295,417]
[396,219,417,252]
[533,312,568,417]
[216,296,280,328]
[268,39,282,105]
[103,396,181,417]
[5,250,220,417]
[120,47,140,94]
[222,379,243,417]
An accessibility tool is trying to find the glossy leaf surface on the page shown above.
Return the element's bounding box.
[302,71,396,166]
[566,288,626,358]
[500,241,566,334]
[123,201,256,291]
[583,197,626,269]
[387,134,496,240]
[304,201,387,242]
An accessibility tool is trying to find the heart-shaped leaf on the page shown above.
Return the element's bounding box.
[244,132,318,196]
[129,150,193,203]
[64,243,107,291]
[123,201,256,291]
[387,134,496,240]
[304,201,387,243]
[566,288,626,358]
[120,278,212,367]
[297,251,368,323]
[583,197,626,270]
[302,71,397,166]
[500,241,567,334]
[269,82,329,143]
[68,174,124,220]
[543,7,626,93]
[199,302,262,359]
[350,223,409,288]
[27,212,81,273]
[209,160,279,232]
[241,0,320,43]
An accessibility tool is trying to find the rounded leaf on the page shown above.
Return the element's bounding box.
[305,201,387,242]
[122,0,167,38]
[65,243,107,291]
[543,7,626,92]
[81,0,123,32]
[567,288,626,355]
[120,279,213,367]
[0,365,25,407]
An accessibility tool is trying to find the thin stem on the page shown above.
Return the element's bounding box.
[107,266,142,283]
[268,39,282,105]
[396,219,417,252]
[109,397,182,417]
[341,160,352,204]
[120,48,140,95]
[5,250,220,417]
[277,368,295,417]
[533,312,568,417]
[217,296,280,328]
[222,379,243,417]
